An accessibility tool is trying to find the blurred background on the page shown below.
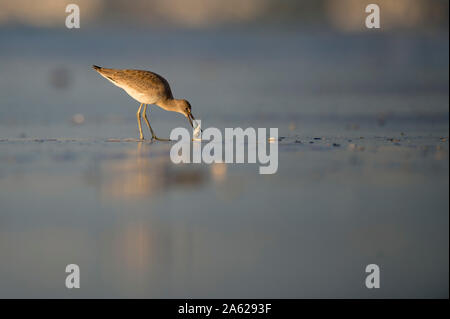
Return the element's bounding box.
[0,0,448,298]
[0,0,448,29]
[0,0,448,131]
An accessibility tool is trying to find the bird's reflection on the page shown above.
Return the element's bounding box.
[84,144,243,295]
[89,142,237,202]
[86,142,216,200]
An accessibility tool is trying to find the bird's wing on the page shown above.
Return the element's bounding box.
[93,67,173,99]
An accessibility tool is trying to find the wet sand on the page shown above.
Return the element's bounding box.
[0,120,448,298]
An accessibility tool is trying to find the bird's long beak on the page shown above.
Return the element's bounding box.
[187,112,194,128]
[188,112,202,132]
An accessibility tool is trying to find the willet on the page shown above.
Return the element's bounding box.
[92,65,199,141]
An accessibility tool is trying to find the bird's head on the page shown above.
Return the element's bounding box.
[176,99,199,129]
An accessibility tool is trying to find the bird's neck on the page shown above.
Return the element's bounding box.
[157,98,180,112]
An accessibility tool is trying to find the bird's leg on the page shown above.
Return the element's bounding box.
[143,105,171,142]
[142,104,156,137]
[136,103,144,140]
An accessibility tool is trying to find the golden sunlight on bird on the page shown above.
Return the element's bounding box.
[92,65,200,141]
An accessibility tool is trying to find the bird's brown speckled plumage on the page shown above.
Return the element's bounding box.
[92,65,199,141]
[92,65,173,105]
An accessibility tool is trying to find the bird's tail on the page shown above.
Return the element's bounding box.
[92,65,120,86]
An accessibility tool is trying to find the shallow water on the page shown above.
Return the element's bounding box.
[0,123,448,298]
[0,27,448,298]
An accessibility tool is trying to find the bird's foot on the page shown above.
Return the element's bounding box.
[152,136,171,142]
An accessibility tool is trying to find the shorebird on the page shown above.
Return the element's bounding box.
[92,65,199,141]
